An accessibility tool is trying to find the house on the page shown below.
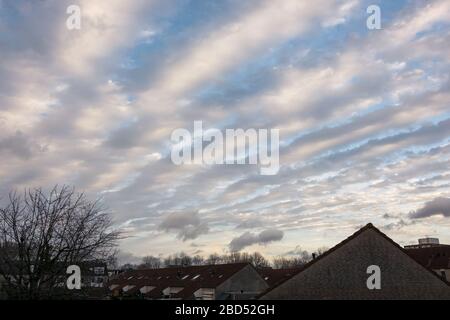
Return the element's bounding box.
[78,261,109,288]
[260,223,450,300]
[0,260,110,299]
[257,268,301,288]
[108,262,268,300]
[405,239,450,282]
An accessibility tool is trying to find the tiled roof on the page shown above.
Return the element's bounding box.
[257,268,301,287]
[405,245,450,270]
[108,262,249,299]
[259,223,450,298]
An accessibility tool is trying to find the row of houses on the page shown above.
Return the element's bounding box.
[0,261,110,299]
[109,263,268,300]
[108,223,450,300]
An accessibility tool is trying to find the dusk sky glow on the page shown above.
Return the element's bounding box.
[1,0,449,264]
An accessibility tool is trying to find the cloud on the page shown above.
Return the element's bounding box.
[236,218,264,229]
[0,131,42,159]
[159,211,209,241]
[1,0,450,258]
[229,228,284,252]
[382,219,416,231]
[285,245,308,256]
[410,197,450,219]
[116,250,142,266]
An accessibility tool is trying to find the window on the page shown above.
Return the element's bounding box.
[194,288,215,300]
[94,267,105,275]
[95,277,104,283]
[162,287,184,296]
[122,285,135,292]
[140,286,155,294]
[182,275,189,280]
[192,274,200,280]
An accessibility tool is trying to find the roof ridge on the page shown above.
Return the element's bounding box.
[258,222,449,298]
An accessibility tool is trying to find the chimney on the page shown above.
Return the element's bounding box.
[418,237,439,245]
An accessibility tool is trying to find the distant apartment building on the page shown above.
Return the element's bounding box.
[260,224,450,300]
[0,260,109,299]
[405,238,450,282]
[80,262,109,288]
[108,263,269,300]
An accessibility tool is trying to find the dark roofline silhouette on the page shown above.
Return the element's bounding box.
[259,223,449,298]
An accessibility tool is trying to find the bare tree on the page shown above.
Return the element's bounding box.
[139,256,162,269]
[0,185,120,299]
[249,252,270,269]
[272,248,312,269]
[272,256,303,269]
[316,246,329,256]
[206,253,221,265]
[213,251,269,269]
[163,252,193,267]
[191,255,204,266]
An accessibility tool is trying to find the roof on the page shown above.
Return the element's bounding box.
[259,223,450,298]
[257,268,302,287]
[405,245,450,270]
[108,262,250,299]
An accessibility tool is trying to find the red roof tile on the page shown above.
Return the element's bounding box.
[109,263,250,299]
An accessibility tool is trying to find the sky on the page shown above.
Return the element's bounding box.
[0,0,449,264]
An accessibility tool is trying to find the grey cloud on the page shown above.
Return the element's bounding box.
[160,211,209,241]
[116,250,142,266]
[103,120,149,150]
[0,131,41,159]
[410,197,450,219]
[236,218,264,229]
[1,0,450,259]
[229,228,284,252]
[229,232,257,252]
[285,245,309,257]
[258,228,284,242]
[382,213,396,219]
[382,219,415,231]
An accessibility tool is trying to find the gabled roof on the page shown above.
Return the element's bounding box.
[259,223,450,298]
[109,262,251,299]
[257,268,302,287]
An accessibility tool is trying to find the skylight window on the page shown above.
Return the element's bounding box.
[192,274,200,280]
[182,275,189,280]
[140,286,155,294]
[122,285,135,292]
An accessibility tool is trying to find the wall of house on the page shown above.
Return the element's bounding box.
[216,265,269,300]
[261,229,450,300]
